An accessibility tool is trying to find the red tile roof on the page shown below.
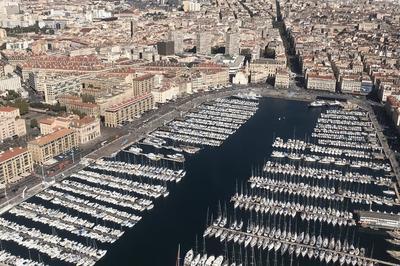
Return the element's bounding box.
[0,106,18,112]
[29,128,75,146]
[0,147,29,164]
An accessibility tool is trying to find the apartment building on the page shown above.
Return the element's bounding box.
[59,95,101,117]
[0,147,33,187]
[39,115,101,144]
[70,116,101,144]
[104,93,154,127]
[306,73,337,92]
[339,75,362,94]
[275,70,290,89]
[0,106,26,142]
[132,74,154,97]
[250,59,286,80]
[27,128,78,164]
[152,84,179,104]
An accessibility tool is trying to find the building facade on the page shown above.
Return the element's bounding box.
[0,147,33,187]
[0,106,26,142]
[197,32,212,55]
[275,70,290,89]
[132,74,154,97]
[39,115,101,144]
[169,31,184,54]
[104,93,154,127]
[225,32,240,56]
[27,128,78,164]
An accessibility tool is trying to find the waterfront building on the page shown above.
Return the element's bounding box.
[0,106,26,142]
[275,69,290,89]
[27,128,78,164]
[38,115,101,144]
[70,116,101,144]
[250,58,286,79]
[385,95,400,131]
[306,73,337,92]
[151,84,179,104]
[104,93,154,127]
[0,147,33,187]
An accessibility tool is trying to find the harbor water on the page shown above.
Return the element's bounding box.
[97,97,324,266]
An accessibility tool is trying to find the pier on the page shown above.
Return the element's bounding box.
[206,225,399,266]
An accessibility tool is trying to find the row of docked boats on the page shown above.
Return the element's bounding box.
[263,161,392,186]
[273,138,380,159]
[88,159,185,183]
[0,217,105,266]
[203,222,373,266]
[184,250,225,266]
[150,98,258,148]
[9,201,123,243]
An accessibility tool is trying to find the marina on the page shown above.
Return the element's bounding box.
[181,102,400,266]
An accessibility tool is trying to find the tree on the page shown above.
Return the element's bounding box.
[264,47,276,59]
[30,118,38,128]
[11,98,29,115]
[71,109,85,118]
[3,90,21,101]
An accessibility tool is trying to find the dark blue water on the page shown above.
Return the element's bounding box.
[95,97,322,266]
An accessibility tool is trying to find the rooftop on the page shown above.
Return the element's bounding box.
[0,147,29,164]
[28,128,75,147]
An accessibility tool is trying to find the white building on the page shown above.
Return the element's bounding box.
[233,71,249,85]
[0,74,25,97]
[43,75,87,105]
[152,85,179,104]
[183,0,201,12]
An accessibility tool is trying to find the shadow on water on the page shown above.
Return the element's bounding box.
[96,98,321,266]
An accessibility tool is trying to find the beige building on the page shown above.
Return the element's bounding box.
[152,84,179,104]
[250,59,286,82]
[70,116,101,144]
[275,70,290,88]
[28,128,78,164]
[0,147,33,187]
[132,74,154,97]
[39,115,101,144]
[306,73,337,92]
[340,76,362,94]
[59,95,101,117]
[0,106,27,142]
[104,93,154,127]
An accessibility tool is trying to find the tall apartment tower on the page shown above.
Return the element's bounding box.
[169,31,184,54]
[196,32,211,55]
[225,32,240,56]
